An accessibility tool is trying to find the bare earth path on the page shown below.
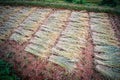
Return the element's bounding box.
[0,6,120,80]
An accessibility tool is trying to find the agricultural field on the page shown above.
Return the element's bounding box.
[0,5,120,80]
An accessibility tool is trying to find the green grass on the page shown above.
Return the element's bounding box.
[0,0,120,15]
[0,59,20,80]
[86,0,101,2]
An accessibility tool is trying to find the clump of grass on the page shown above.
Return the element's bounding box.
[0,59,20,80]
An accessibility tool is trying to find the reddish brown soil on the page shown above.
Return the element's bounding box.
[0,32,104,80]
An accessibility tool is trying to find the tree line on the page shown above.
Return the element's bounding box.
[65,0,120,6]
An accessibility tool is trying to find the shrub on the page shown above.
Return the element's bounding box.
[65,0,85,4]
[65,0,73,2]
[0,59,20,80]
[100,0,117,7]
[115,0,120,5]
[73,0,85,4]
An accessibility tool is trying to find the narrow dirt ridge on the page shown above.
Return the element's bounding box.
[0,6,120,80]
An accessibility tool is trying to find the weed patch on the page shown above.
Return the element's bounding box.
[0,59,20,80]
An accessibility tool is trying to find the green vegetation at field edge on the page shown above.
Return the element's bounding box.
[0,0,120,15]
[0,59,20,80]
